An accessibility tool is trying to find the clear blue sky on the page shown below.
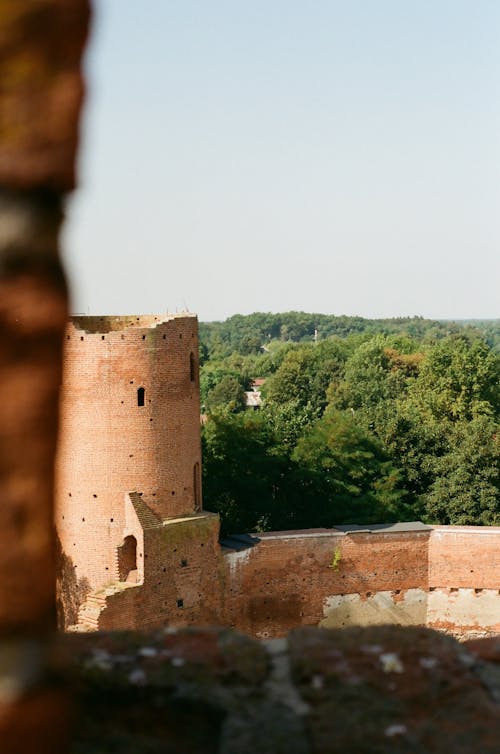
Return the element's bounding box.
[64,1,500,321]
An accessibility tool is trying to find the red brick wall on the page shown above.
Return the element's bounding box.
[69,521,500,636]
[98,513,223,631]
[429,526,500,589]
[55,314,201,594]
[222,530,430,637]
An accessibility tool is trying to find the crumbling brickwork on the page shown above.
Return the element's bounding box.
[221,528,430,637]
[96,511,223,632]
[220,526,500,639]
[61,486,499,637]
[427,526,500,635]
[55,314,203,622]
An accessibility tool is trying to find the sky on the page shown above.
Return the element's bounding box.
[63,1,500,322]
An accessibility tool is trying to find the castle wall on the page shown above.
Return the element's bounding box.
[221,529,430,638]
[428,526,500,588]
[68,520,500,636]
[427,527,500,635]
[55,314,201,594]
[219,526,500,638]
[54,315,500,638]
[97,513,222,631]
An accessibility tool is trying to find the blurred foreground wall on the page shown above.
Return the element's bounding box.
[0,2,90,751]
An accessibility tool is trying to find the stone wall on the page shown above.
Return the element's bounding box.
[429,526,500,588]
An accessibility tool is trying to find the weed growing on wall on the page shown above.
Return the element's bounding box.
[328,547,342,571]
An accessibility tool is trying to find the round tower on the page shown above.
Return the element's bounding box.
[55,314,201,592]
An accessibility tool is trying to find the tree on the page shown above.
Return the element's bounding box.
[202,412,289,534]
[424,416,500,525]
[199,317,500,531]
[293,411,409,524]
[407,336,500,423]
[328,335,421,417]
[264,340,347,448]
[205,375,246,413]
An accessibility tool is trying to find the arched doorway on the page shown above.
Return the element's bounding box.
[117,535,138,582]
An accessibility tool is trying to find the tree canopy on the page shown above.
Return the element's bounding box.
[199,312,500,535]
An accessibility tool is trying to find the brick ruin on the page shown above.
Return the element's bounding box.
[54,313,219,628]
[222,525,500,639]
[54,318,500,640]
[1,3,499,752]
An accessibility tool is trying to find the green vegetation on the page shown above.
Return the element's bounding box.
[200,313,500,535]
[328,548,342,571]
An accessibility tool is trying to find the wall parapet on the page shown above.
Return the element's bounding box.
[69,312,197,334]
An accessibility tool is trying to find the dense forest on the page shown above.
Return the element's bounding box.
[199,313,500,535]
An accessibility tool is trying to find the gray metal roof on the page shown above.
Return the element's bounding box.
[220,522,432,550]
[333,521,431,534]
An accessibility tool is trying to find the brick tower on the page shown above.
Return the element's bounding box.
[55,314,220,629]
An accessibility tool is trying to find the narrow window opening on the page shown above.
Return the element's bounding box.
[137,387,145,406]
[193,462,201,511]
[181,559,188,568]
[189,352,196,382]
[177,599,184,608]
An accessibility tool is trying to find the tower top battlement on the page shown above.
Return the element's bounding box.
[69,313,197,334]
